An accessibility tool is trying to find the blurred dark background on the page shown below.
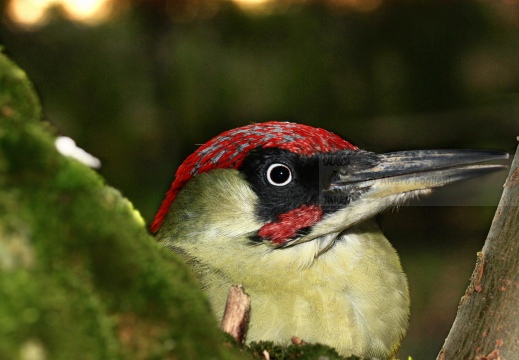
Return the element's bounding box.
[1,0,518,357]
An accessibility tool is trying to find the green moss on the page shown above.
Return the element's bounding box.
[0,49,242,359]
[245,341,363,360]
[0,270,118,360]
[0,48,41,124]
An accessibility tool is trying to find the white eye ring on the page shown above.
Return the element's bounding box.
[266,163,292,186]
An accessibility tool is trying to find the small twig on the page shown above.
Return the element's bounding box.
[291,336,306,346]
[262,349,270,360]
[221,284,251,344]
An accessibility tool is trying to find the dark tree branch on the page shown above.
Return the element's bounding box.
[438,141,519,359]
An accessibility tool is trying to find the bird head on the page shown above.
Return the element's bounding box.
[153,121,506,258]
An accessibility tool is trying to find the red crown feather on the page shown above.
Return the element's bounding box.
[151,121,357,233]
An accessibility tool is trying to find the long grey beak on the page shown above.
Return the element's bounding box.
[280,149,508,249]
[327,150,509,195]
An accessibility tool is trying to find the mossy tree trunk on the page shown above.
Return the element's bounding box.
[438,143,519,359]
[0,50,243,360]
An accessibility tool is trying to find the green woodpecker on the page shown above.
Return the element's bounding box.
[152,122,507,359]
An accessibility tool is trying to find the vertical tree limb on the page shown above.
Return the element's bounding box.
[221,284,251,344]
[438,142,519,359]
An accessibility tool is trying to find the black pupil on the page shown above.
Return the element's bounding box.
[270,165,290,184]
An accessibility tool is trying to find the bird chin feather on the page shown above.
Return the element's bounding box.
[282,188,432,256]
[266,233,339,270]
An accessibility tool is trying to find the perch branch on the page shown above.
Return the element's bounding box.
[221,284,251,344]
[438,141,519,359]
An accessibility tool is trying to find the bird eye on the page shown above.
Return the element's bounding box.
[266,163,292,186]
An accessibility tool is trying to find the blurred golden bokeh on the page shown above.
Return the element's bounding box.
[7,0,113,27]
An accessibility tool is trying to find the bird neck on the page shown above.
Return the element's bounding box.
[174,221,409,359]
[156,170,409,359]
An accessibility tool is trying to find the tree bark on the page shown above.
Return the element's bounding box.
[438,142,519,359]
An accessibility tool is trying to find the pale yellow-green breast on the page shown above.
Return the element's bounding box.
[158,169,410,359]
